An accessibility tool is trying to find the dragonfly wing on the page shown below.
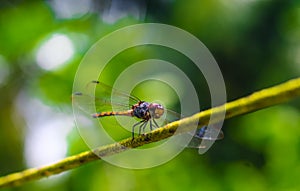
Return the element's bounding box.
[187,125,224,149]
[156,109,224,151]
[91,81,140,108]
[72,80,140,115]
[72,91,124,115]
[194,126,224,140]
[186,134,206,149]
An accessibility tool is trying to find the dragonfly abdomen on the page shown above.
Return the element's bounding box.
[92,110,133,118]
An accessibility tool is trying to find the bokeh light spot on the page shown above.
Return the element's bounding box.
[36,34,74,71]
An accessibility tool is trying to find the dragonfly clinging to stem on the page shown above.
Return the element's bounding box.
[72,80,224,149]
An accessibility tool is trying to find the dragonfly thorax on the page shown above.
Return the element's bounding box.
[132,101,164,120]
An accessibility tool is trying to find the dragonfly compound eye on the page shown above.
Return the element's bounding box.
[150,103,164,118]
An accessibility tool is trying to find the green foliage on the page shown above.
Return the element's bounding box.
[0,0,299,190]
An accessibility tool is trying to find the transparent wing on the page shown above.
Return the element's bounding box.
[161,109,224,150]
[72,80,140,115]
[187,126,224,148]
[195,126,224,140]
[92,81,140,107]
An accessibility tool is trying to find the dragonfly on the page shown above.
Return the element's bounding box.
[72,80,224,149]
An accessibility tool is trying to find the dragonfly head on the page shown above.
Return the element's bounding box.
[149,103,164,119]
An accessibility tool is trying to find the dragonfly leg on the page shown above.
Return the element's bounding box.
[132,120,145,139]
[152,119,159,128]
[142,120,149,133]
[149,119,153,131]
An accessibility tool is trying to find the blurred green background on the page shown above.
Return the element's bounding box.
[0,0,300,190]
